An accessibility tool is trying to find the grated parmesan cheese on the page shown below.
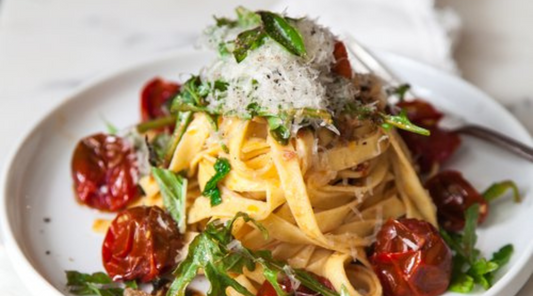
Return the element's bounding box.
[200,17,357,123]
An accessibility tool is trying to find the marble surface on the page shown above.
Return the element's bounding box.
[0,0,532,295]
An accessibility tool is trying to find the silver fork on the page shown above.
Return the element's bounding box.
[344,36,533,162]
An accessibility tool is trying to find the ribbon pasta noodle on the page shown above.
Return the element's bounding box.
[140,111,436,295]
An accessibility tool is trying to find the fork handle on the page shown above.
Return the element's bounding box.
[455,125,533,162]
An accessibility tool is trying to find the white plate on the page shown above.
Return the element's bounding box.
[1,48,533,296]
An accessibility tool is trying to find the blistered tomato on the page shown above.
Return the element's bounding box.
[370,218,452,296]
[425,170,488,232]
[396,100,461,174]
[333,41,353,79]
[102,206,184,282]
[71,133,139,211]
[140,77,180,122]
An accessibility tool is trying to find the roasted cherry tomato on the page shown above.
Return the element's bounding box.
[140,77,180,122]
[257,274,335,296]
[370,218,452,296]
[102,206,184,282]
[71,133,139,211]
[396,100,443,127]
[425,170,488,232]
[396,100,461,174]
[333,41,353,79]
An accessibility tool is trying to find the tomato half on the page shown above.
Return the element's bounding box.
[140,77,180,122]
[370,219,452,296]
[71,133,139,211]
[333,41,353,79]
[425,170,488,232]
[396,100,461,174]
[102,206,184,282]
[257,275,335,296]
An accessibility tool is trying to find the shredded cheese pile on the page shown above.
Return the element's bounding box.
[201,18,356,119]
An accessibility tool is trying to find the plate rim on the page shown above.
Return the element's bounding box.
[1,47,532,296]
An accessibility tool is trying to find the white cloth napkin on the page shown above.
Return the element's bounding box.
[0,0,460,295]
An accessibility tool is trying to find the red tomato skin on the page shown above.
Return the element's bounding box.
[425,170,489,232]
[256,275,334,296]
[333,41,353,79]
[71,133,139,211]
[396,100,461,174]
[102,206,184,282]
[370,219,452,296]
[140,77,180,122]
[397,100,443,127]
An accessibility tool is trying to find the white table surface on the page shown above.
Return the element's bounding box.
[0,0,532,295]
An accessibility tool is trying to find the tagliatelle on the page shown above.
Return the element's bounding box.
[139,111,436,295]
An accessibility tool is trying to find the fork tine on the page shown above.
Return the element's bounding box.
[342,34,418,98]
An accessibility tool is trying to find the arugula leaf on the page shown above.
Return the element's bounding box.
[165,111,193,164]
[449,273,475,293]
[167,213,340,296]
[491,244,513,267]
[462,204,480,263]
[151,167,188,234]
[468,258,499,290]
[267,116,291,145]
[340,285,350,296]
[171,76,209,113]
[263,268,289,296]
[214,7,260,29]
[390,84,411,102]
[66,271,124,296]
[485,244,514,286]
[235,6,261,27]
[233,27,267,63]
[148,133,171,166]
[215,17,238,28]
[136,115,176,133]
[441,203,515,293]
[103,120,119,135]
[258,11,306,57]
[381,110,430,136]
[202,158,231,206]
[482,180,521,203]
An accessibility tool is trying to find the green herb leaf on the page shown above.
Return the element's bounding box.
[171,76,208,113]
[233,27,267,63]
[236,6,261,27]
[136,115,176,134]
[263,268,289,296]
[167,213,340,296]
[215,17,238,28]
[482,180,521,203]
[468,258,499,290]
[202,158,231,206]
[150,133,171,165]
[441,204,515,292]
[491,244,513,267]
[258,11,306,57]
[165,111,193,164]
[391,84,411,102]
[151,167,188,234]
[381,110,430,136]
[340,285,350,296]
[463,204,480,263]
[267,116,291,145]
[103,119,119,135]
[66,271,123,296]
[449,273,475,293]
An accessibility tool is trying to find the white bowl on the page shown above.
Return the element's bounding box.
[1,48,533,296]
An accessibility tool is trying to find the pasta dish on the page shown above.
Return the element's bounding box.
[67,7,520,296]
